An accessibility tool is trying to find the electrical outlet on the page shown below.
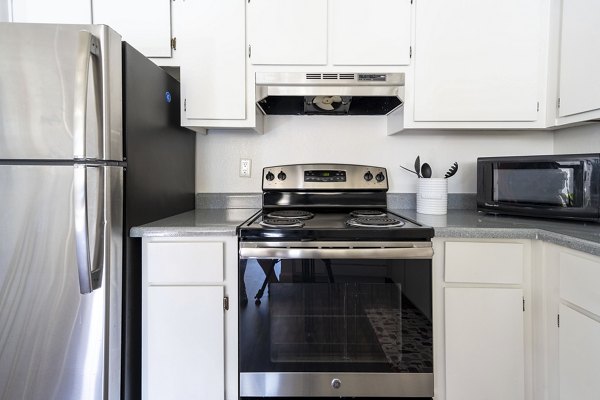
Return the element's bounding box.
[240,159,251,177]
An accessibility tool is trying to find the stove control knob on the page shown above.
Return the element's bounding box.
[364,171,373,181]
[331,378,341,389]
[266,172,275,181]
[277,171,287,181]
[375,172,385,182]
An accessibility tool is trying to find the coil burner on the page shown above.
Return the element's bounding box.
[346,216,405,228]
[259,218,305,228]
[266,210,314,220]
[350,210,387,218]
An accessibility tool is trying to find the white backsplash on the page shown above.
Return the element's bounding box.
[554,123,600,154]
[196,116,556,194]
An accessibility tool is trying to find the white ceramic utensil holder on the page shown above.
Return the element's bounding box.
[417,178,448,215]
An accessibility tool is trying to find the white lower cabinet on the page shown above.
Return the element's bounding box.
[558,304,600,400]
[445,287,525,400]
[147,286,224,400]
[539,243,600,400]
[433,238,532,400]
[142,236,238,400]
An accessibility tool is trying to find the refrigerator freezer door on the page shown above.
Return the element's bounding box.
[0,164,119,400]
[0,23,123,162]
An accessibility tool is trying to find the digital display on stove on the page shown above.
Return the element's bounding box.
[304,170,346,182]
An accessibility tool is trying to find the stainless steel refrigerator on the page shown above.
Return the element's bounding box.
[0,23,195,400]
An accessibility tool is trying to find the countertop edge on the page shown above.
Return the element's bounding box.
[433,227,600,257]
[130,226,238,238]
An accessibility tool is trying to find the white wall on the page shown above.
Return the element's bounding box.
[0,0,11,21]
[553,123,600,154]
[196,116,554,193]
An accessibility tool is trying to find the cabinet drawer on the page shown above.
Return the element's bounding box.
[147,242,224,284]
[560,251,600,316]
[445,242,524,284]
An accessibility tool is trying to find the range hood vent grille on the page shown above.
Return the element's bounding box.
[304,73,356,81]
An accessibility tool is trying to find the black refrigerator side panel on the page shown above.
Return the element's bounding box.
[121,42,195,400]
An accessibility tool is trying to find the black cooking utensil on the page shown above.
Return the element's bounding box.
[414,156,421,178]
[444,162,459,179]
[400,165,419,176]
[421,163,432,178]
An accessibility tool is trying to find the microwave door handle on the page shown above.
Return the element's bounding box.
[73,30,101,160]
[239,246,433,260]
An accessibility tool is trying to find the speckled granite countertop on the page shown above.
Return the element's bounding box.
[131,208,600,257]
[130,208,259,237]
[395,210,600,257]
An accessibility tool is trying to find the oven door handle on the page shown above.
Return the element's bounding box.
[239,246,433,260]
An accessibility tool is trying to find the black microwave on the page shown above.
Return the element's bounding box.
[477,154,600,222]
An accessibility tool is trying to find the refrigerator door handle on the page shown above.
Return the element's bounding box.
[74,164,106,294]
[73,30,101,160]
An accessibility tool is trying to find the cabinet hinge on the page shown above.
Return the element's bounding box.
[248,45,251,58]
[184,98,186,112]
[223,296,229,311]
[536,102,540,112]
[409,46,412,58]
[557,314,560,328]
[557,97,561,109]
[171,37,177,51]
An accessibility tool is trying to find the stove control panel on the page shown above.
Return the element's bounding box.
[262,164,388,190]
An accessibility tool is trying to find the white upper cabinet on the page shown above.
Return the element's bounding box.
[330,0,411,66]
[409,0,544,126]
[248,0,327,65]
[11,0,91,23]
[248,0,411,67]
[10,0,171,58]
[556,0,600,121]
[180,0,250,125]
[92,0,172,58]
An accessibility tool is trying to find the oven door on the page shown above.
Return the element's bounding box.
[239,241,434,398]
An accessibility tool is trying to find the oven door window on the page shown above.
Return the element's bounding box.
[493,160,589,207]
[239,258,432,374]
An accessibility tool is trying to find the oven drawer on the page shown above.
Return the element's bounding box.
[147,241,224,284]
[444,241,524,284]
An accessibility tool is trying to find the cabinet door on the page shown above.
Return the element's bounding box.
[445,287,525,400]
[92,0,171,58]
[11,0,91,23]
[331,0,411,66]
[559,304,600,399]
[557,0,600,118]
[180,0,246,120]
[248,0,327,65]
[146,286,225,400]
[414,0,540,122]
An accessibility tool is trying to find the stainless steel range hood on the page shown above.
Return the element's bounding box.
[255,72,405,116]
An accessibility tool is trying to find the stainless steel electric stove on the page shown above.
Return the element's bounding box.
[238,164,434,399]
